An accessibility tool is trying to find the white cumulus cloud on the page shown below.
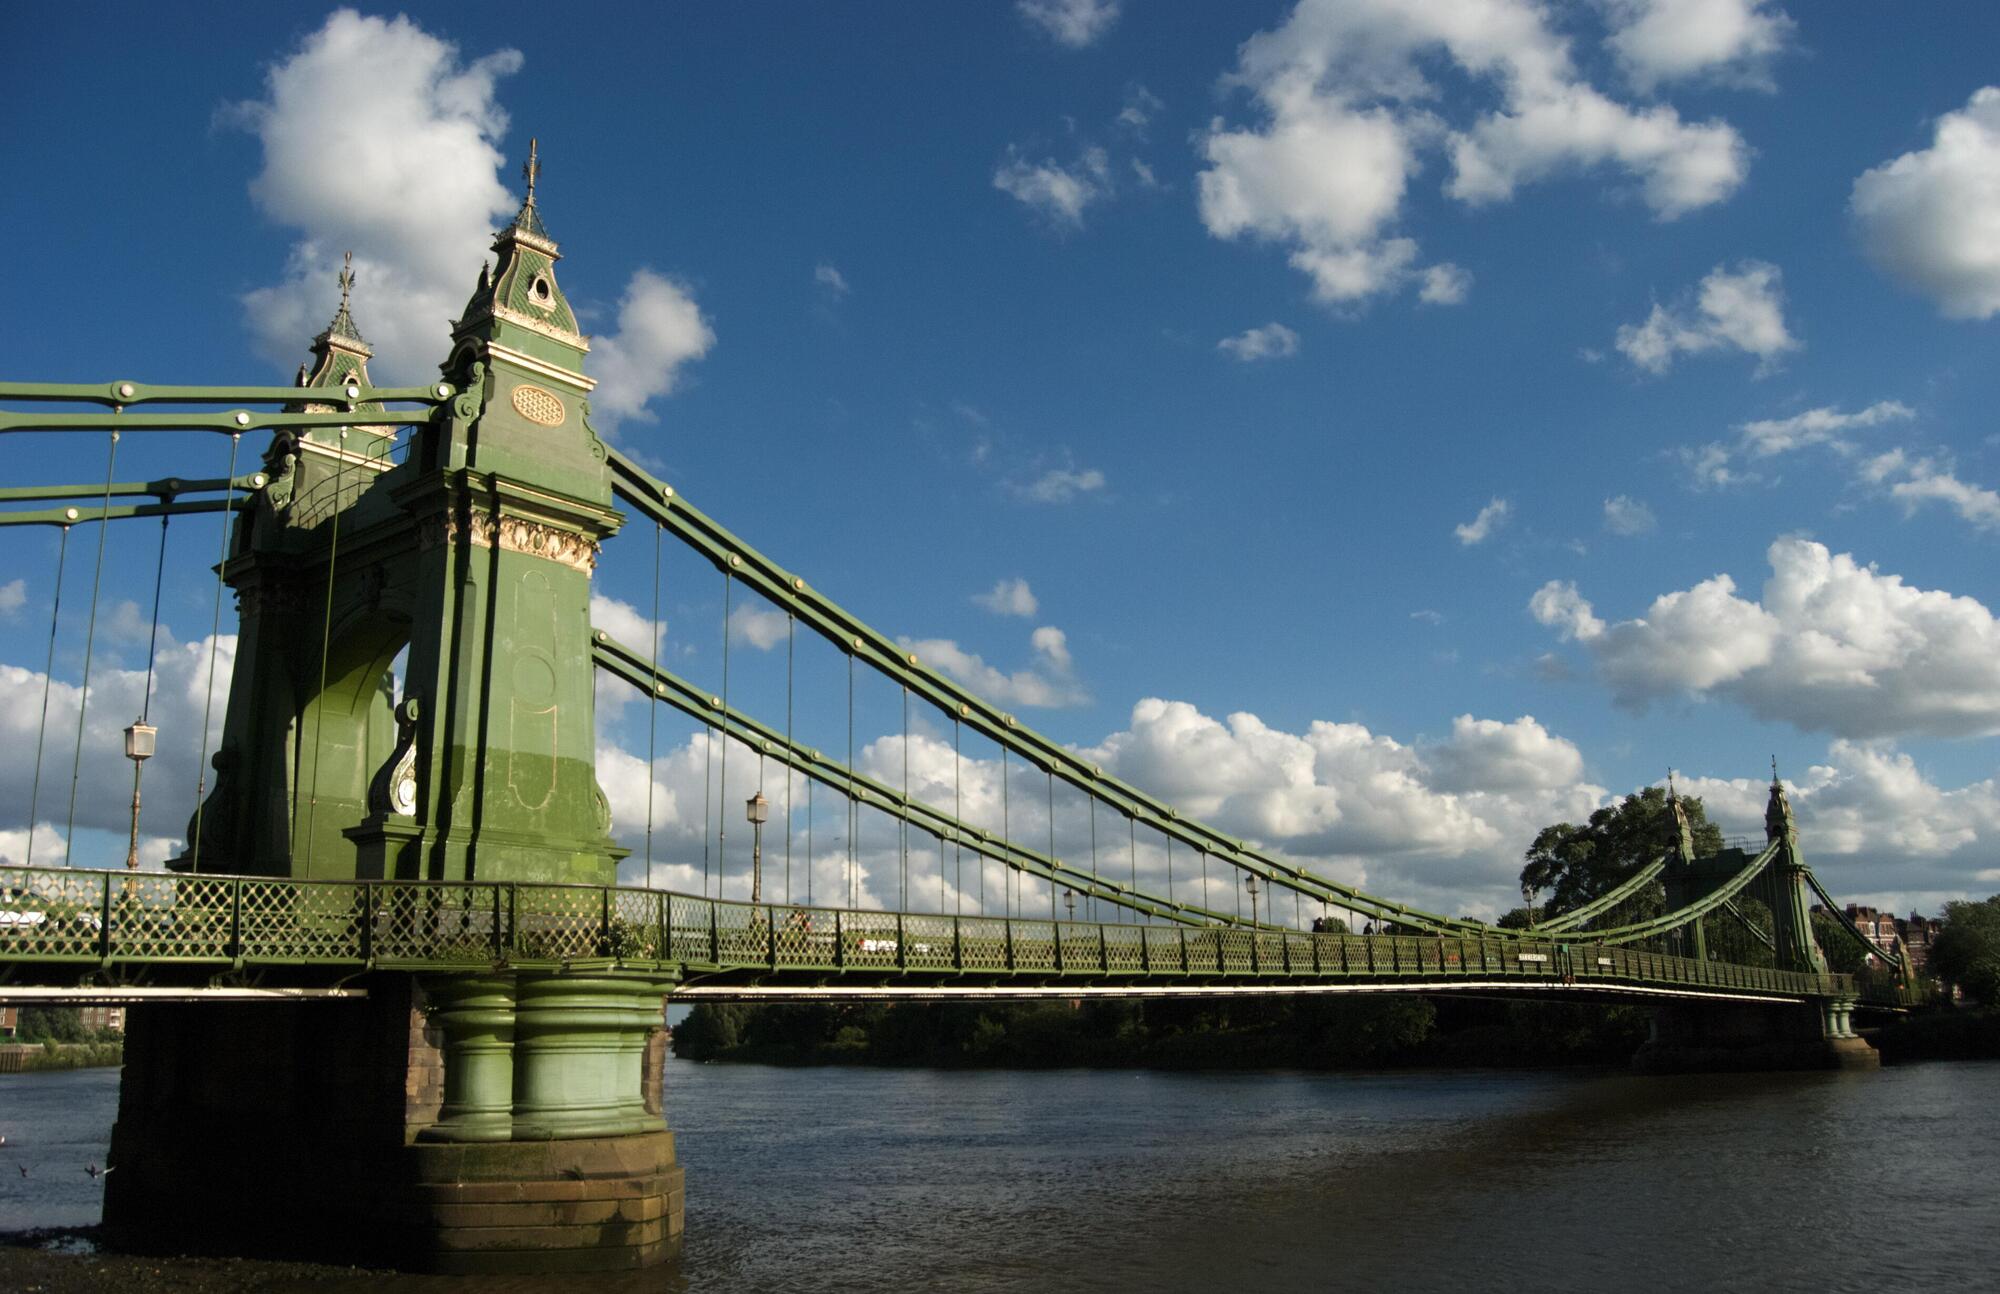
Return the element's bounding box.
[1218,322,1301,361]
[1017,0,1121,48]
[1851,86,2000,320]
[1454,497,1512,546]
[1196,0,1749,305]
[229,9,522,383]
[994,146,1112,228]
[588,269,716,434]
[0,580,24,616]
[1014,465,1106,504]
[1615,260,1798,375]
[1602,0,1795,93]
[974,578,1040,618]
[899,626,1087,709]
[1534,537,2000,739]
[1602,494,1657,535]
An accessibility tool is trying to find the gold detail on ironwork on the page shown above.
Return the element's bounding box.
[511,383,567,427]
[420,510,600,572]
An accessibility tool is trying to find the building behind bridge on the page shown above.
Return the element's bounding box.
[1814,905,1942,969]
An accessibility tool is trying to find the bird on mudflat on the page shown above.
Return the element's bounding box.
[85,1162,114,1180]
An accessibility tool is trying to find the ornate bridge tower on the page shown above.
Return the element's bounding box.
[108,153,683,1273]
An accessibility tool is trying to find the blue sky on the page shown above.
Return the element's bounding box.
[5,1,1999,919]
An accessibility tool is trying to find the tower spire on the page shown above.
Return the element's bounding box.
[455,136,583,354]
[297,252,372,392]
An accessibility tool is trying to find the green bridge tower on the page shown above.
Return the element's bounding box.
[107,153,683,1273]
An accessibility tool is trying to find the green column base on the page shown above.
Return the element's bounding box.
[511,973,664,1140]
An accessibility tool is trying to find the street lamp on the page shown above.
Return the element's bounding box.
[1063,888,1076,921]
[745,791,769,904]
[1245,874,1260,926]
[123,718,156,871]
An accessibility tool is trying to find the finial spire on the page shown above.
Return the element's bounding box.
[1667,767,1677,798]
[315,250,366,347]
[523,137,540,204]
[1771,754,1780,785]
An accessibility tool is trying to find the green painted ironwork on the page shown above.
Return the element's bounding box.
[0,863,1884,1004]
[591,632,1251,930]
[1533,857,1666,932]
[606,449,1490,939]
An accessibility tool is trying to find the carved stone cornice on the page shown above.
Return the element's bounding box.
[417,505,600,572]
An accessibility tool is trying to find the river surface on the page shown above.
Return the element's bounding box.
[2,1058,1995,1292]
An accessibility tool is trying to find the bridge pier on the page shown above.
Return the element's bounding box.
[104,971,682,1273]
[1632,997,1877,1074]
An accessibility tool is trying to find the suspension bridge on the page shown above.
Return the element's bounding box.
[0,154,1918,1273]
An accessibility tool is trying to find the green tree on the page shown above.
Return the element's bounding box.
[670,1003,752,1059]
[1929,895,2000,1005]
[1520,786,1724,918]
[16,1006,85,1043]
[1811,909,1873,975]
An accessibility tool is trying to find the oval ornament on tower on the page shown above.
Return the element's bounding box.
[511,383,566,427]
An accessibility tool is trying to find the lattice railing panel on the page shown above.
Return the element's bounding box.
[110,875,232,961]
[713,904,771,966]
[1010,920,1056,972]
[611,890,667,962]
[773,907,833,968]
[371,887,498,963]
[514,887,604,961]
[670,896,716,963]
[957,918,1008,970]
[1103,925,1145,971]
[0,868,107,959]
[238,880,362,961]
[1059,923,1103,972]
[903,915,956,971]
[842,912,900,968]
[1145,926,1184,972]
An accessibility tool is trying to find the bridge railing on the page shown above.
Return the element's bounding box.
[0,865,1852,1000]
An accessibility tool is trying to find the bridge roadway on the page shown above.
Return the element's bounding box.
[0,864,1874,1008]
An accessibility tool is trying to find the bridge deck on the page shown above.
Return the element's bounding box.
[0,866,1894,1006]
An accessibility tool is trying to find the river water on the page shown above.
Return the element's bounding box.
[2,1058,1995,1292]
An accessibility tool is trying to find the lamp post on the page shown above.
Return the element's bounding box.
[745,791,769,905]
[123,718,156,871]
[1246,874,1259,927]
[1063,888,1076,921]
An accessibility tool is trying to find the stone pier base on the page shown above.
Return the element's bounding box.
[1631,999,1880,1074]
[103,972,682,1273]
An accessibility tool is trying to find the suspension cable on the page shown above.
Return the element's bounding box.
[953,716,962,917]
[1047,768,1057,921]
[139,513,169,723]
[1087,791,1099,923]
[900,684,910,911]
[806,775,814,906]
[645,522,660,885]
[26,521,72,866]
[784,611,795,904]
[122,510,171,868]
[718,571,732,894]
[189,433,240,871]
[63,431,119,865]
[1002,746,1011,917]
[1128,813,1138,924]
[846,648,856,907]
[301,427,351,873]
[701,715,713,899]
